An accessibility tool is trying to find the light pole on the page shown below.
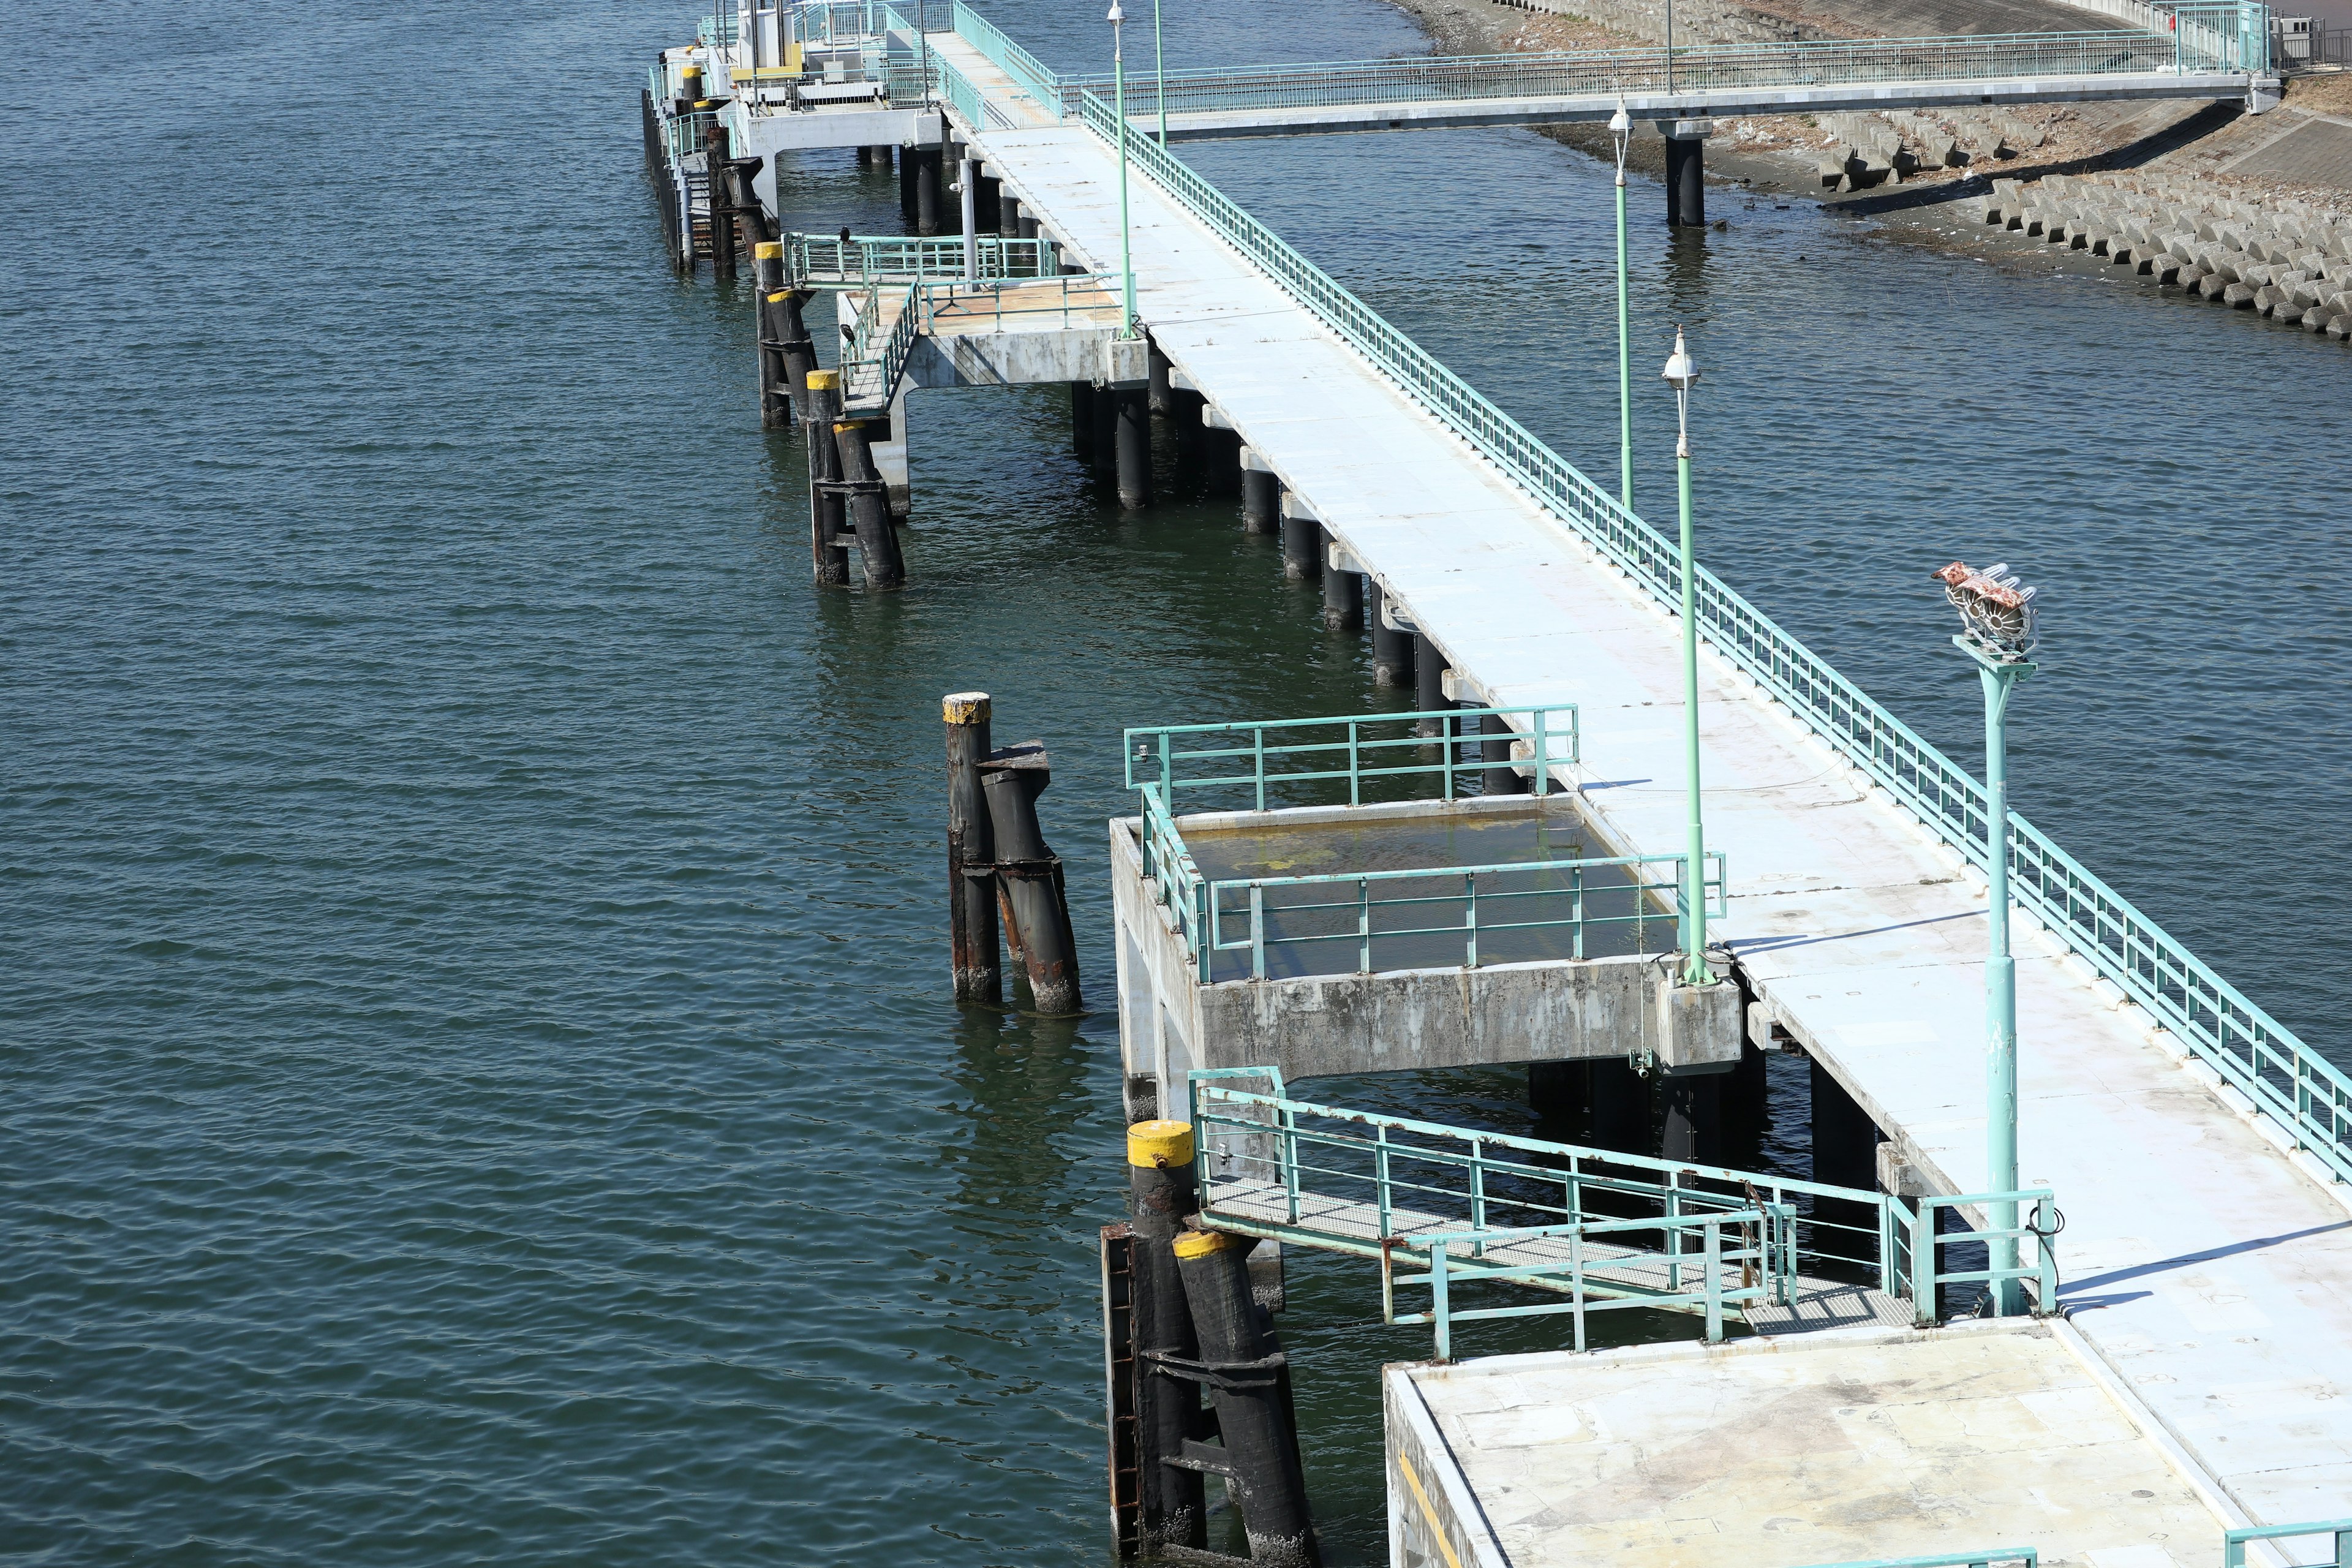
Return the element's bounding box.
[1152,0,1167,145]
[1932,560,2040,1316]
[1661,326,1706,987]
[1610,100,1633,512]
[1109,0,1139,338]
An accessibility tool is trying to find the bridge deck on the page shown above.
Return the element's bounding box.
[936,36,2352,1525]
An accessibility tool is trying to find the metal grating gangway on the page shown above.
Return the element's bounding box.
[1186,1072,2057,1360]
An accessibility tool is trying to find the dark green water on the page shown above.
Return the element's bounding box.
[6,0,2349,1561]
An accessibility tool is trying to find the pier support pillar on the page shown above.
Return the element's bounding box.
[914,147,943,236]
[899,141,918,219]
[753,242,793,428]
[1321,543,1362,631]
[1174,1231,1320,1563]
[802,371,849,586]
[703,123,737,279]
[1589,1058,1649,1155]
[1242,466,1280,535]
[1528,1061,1591,1133]
[1659,1065,1724,1165]
[1114,386,1152,509]
[999,190,1021,238]
[1282,513,1321,581]
[1147,344,1174,415]
[1414,633,1449,736]
[1370,583,1412,688]
[1661,119,1711,228]
[1481,712,1526,794]
[835,419,906,590]
[1090,383,1118,483]
[1812,1055,1882,1260]
[981,744,1082,1014]
[1125,1122,1208,1554]
[1017,209,1039,240]
[1069,380,1096,466]
[944,693,1002,1005]
[974,168,1002,235]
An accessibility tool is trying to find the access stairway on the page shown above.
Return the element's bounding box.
[1186,1070,2059,1360]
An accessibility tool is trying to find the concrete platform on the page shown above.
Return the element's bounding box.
[1387,1319,2258,1568]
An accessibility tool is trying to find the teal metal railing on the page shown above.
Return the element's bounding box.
[951,0,1059,107]
[1901,1189,2060,1329]
[698,9,740,47]
[1186,1071,2060,1349]
[1398,1210,1783,1359]
[837,272,1125,404]
[665,107,729,161]
[1796,1553,2038,1568]
[1122,705,1717,980]
[2226,1519,2352,1568]
[783,232,1056,285]
[1126,704,1578,809]
[1052,26,2237,123]
[1067,85,2351,1188]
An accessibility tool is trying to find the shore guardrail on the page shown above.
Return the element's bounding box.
[2224,1519,2352,1568]
[1186,1069,2061,1352]
[1794,1553,2038,1568]
[1125,704,1580,809]
[1061,75,2350,1191]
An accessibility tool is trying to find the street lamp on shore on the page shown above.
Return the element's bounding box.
[1661,326,1706,986]
[1109,0,1139,337]
[1610,100,1633,512]
[1932,558,2041,1317]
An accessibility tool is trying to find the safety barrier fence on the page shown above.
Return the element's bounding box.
[783,232,1057,285]
[1120,706,1714,981]
[837,271,1124,402]
[2225,1519,2352,1568]
[1052,28,2223,123]
[1188,1071,2060,1353]
[1125,705,1580,811]
[1398,1210,1782,1358]
[1052,80,2350,1189]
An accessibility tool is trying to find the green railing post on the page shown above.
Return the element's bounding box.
[2034,1191,2057,1314]
[1250,884,1266,981]
[1431,1243,1452,1362]
[1912,1198,1936,1326]
[1281,1101,1301,1223]
[1464,872,1479,968]
[1704,1216,1724,1342]
[1532,709,1550,795]
[1610,103,1634,513]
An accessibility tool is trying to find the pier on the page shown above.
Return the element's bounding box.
[639,4,2350,1563]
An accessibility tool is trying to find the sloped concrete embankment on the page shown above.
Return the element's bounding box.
[1980,170,2352,337]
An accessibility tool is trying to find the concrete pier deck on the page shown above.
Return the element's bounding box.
[1387,1320,2244,1568]
[942,41,2352,1529]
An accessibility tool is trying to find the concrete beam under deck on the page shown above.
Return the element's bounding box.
[1144,71,2272,140]
[938,47,2352,1523]
[738,104,942,154]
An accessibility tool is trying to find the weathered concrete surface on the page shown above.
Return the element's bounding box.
[1391,1319,2247,1568]
[1109,814,1740,1113]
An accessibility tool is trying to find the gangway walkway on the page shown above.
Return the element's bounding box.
[913,23,2352,1529]
[1186,1071,2060,1359]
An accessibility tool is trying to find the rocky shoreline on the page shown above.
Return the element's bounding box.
[1370,0,2352,344]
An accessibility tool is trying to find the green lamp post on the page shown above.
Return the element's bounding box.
[1610,99,1633,511]
[1108,0,1138,338]
[1662,326,1708,986]
[1933,559,2041,1316]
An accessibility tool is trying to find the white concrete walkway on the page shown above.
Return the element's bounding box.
[936,39,2352,1529]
